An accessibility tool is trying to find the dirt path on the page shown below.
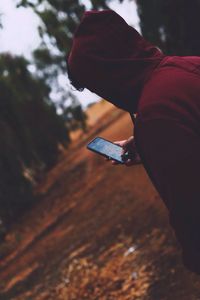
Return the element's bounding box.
[0,107,200,300]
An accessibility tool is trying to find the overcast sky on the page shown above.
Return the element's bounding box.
[0,0,140,108]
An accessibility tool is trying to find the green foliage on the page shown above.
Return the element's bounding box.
[64,100,88,132]
[90,0,110,9]
[0,53,70,227]
[0,15,2,29]
[16,0,114,118]
[17,0,85,70]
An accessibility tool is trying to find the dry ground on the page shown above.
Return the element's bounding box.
[0,101,200,300]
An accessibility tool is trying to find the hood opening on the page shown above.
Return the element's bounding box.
[68,10,164,113]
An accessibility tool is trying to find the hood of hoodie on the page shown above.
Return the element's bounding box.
[68,10,164,113]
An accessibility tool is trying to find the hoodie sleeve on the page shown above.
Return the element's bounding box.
[135,117,200,274]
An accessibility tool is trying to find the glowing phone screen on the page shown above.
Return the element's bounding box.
[87,137,124,163]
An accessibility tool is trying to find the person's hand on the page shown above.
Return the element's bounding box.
[106,136,142,166]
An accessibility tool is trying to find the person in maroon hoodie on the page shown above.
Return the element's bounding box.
[67,10,200,274]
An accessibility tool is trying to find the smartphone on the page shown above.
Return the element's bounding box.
[87,137,126,164]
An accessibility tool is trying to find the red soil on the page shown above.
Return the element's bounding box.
[0,102,200,300]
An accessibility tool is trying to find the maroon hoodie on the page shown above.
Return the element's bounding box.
[68,10,200,274]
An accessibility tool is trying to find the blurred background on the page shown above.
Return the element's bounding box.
[1,1,200,299]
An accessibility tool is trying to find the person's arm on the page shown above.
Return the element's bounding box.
[135,117,200,274]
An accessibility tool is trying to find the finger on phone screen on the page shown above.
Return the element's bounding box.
[111,160,119,165]
[114,140,126,147]
[121,148,126,156]
[125,159,134,167]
